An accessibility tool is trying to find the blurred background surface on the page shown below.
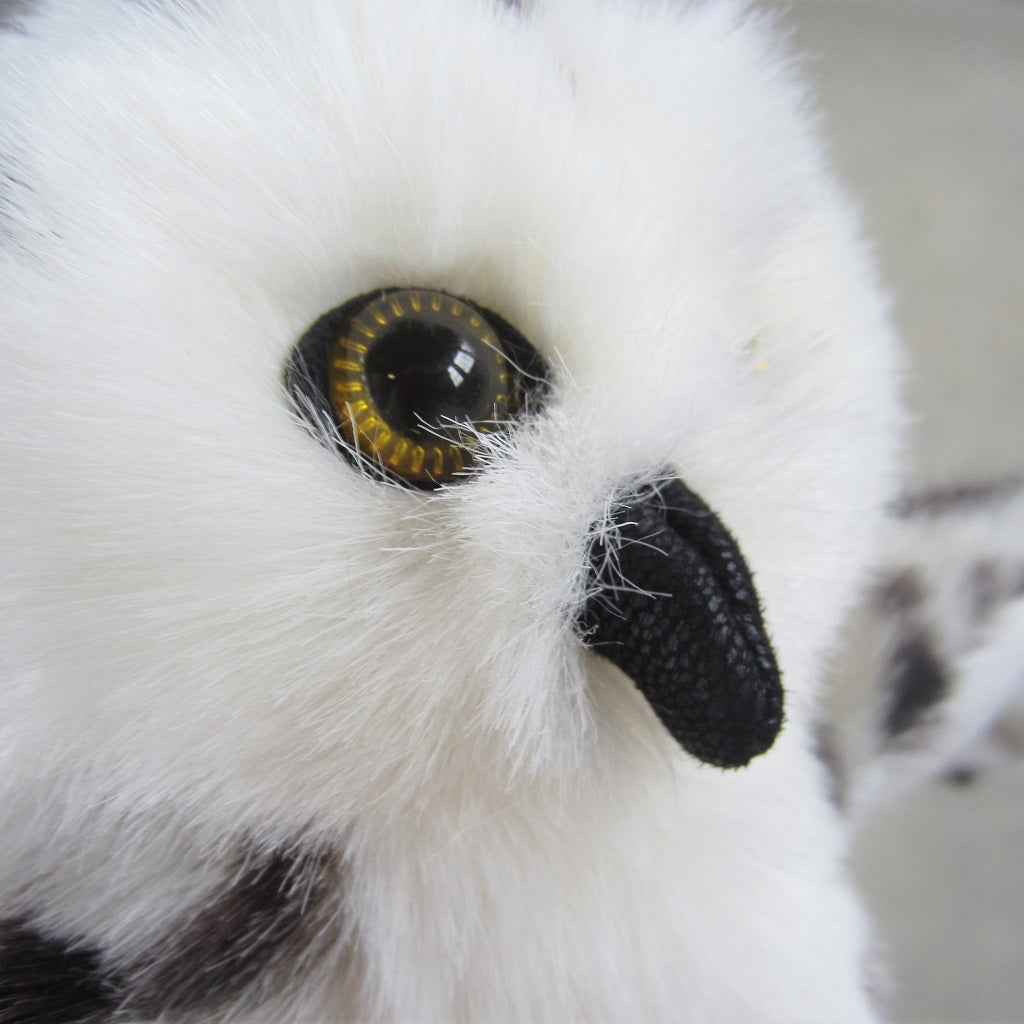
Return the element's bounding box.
[778,2,1024,1021]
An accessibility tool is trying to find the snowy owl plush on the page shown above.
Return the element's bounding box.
[0,0,933,1020]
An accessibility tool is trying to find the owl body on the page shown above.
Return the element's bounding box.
[0,1,902,1020]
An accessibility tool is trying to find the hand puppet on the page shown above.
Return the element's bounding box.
[4,1,1012,1021]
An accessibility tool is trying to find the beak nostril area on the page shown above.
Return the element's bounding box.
[577,478,783,768]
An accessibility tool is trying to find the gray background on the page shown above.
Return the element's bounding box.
[780,3,1024,1021]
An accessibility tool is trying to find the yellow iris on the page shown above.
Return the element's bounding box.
[327,289,513,487]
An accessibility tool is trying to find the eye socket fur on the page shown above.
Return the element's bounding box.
[285,288,548,488]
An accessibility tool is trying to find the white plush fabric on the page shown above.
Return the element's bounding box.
[0,1,904,1020]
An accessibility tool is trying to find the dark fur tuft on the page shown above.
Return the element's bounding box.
[125,843,338,1017]
[0,919,117,1024]
[1,843,341,1024]
[893,477,1023,518]
[884,632,949,741]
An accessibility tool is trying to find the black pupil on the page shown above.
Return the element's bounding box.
[364,317,501,438]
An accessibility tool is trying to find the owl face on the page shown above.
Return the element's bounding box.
[0,0,900,822]
[1,1,901,1019]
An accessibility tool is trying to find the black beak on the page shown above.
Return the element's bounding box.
[578,478,783,768]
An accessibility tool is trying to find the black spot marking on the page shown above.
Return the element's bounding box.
[872,570,924,616]
[892,477,1023,518]
[884,632,949,741]
[124,844,338,1017]
[0,919,117,1024]
[579,477,783,768]
[1,843,341,1024]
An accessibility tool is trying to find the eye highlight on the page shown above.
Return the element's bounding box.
[287,288,548,488]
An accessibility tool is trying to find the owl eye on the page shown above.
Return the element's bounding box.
[286,288,548,488]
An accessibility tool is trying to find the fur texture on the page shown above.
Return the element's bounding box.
[0,0,909,1020]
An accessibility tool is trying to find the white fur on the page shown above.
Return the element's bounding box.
[0,1,903,1020]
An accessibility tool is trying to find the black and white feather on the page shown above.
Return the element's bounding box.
[824,478,1024,820]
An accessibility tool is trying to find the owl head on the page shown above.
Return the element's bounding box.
[0,1,902,1020]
